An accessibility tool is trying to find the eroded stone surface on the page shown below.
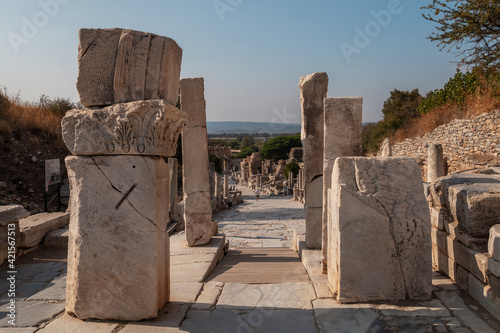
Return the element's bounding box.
[62,99,187,156]
[328,157,432,302]
[65,155,169,321]
[77,28,182,107]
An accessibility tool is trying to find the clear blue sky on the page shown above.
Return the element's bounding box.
[0,0,458,123]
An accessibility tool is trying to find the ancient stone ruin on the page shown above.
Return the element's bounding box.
[62,28,188,321]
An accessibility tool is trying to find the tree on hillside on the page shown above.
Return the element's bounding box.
[382,89,423,131]
[260,134,301,162]
[422,0,500,68]
[241,135,255,148]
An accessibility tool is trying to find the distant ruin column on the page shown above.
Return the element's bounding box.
[321,97,363,273]
[62,28,186,321]
[379,138,392,157]
[224,174,229,198]
[181,78,213,246]
[427,143,445,182]
[299,72,329,249]
[168,158,180,222]
[289,172,294,195]
[209,163,216,199]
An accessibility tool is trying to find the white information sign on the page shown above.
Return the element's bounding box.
[45,159,61,192]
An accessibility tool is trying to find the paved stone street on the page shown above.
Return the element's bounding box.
[214,185,305,249]
[1,185,500,332]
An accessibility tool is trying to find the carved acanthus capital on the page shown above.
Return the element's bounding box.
[62,99,188,157]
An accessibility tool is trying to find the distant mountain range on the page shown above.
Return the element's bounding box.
[207,121,301,134]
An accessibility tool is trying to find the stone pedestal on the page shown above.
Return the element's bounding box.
[321,97,363,273]
[328,157,432,303]
[428,143,445,182]
[181,78,213,246]
[299,72,328,249]
[65,156,169,320]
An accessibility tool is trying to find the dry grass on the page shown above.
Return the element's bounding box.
[0,88,69,146]
[391,88,499,143]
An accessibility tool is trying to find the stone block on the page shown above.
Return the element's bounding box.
[77,28,182,107]
[43,227,69,249]
[489,224,500,261]
[62,99,187,156]
[488,257,500,277]
[430,173,500,237]
[328,157,432,302]
[432,245,457,281]
[468,273,500,322]
[455,265,469,291]
[305,207,322,249]
[430,207,445,230]
[65,155,169,321]
[0,205,29,265]
[18,212,69,248]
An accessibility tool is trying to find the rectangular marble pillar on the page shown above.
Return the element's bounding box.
[65,156,169,320]
[168,158,179,223]
[181,78,213,246]
[299,72,329,249]
[328,157,432,303]
[321,97,363,273]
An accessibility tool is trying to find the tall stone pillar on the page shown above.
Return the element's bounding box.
[427,143,445,182]
[62,28,186,321]
[168,158,180,222]
[321,97,363,273]
[181,78,213,246]
[299,72,329,249]
[289,172,294,195]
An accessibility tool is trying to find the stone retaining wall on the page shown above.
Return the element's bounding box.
[392,110,500,177]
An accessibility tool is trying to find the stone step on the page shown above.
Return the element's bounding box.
[19,212,70,249]
[44,226,69,249]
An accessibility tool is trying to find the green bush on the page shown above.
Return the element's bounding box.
[236,146,258,158]
[284,162,299,180]
[418,68,500,114]
[260,134,301,162]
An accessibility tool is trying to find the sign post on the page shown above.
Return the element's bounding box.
[44,159,61,212]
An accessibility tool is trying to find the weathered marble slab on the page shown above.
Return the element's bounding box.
[328,157,432,302]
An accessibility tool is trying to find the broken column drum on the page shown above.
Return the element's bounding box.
[299,72,329,249]
[428,143,445,182]
[62,28,187,321]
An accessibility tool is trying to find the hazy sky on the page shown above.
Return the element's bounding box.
[0,0,458,124]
